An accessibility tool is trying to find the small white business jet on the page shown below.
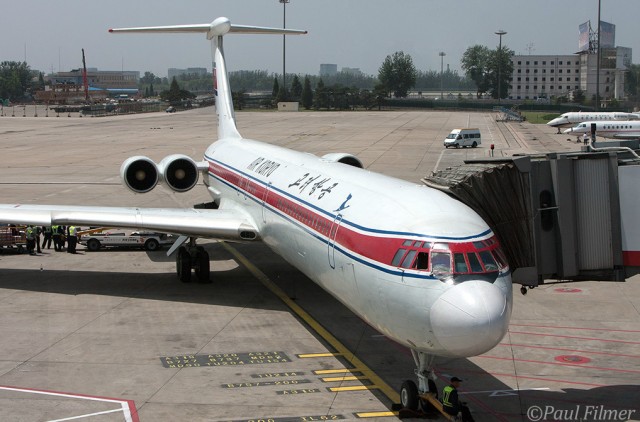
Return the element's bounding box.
[564,120,640,140]
[547,111,639,131]
[0,17,512,408]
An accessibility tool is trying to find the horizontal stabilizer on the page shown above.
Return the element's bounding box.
[109,17,306,38]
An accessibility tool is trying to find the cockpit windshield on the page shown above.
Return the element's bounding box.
[390,235,507,284]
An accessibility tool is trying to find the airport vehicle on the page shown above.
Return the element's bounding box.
[443,128,481,148]
[0,17,513,408]
[563,120,640,140]
[80,231,175,251]
[547,111,639,129]
[0,226,26,253]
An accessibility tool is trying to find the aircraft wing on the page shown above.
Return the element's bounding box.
[0,204,259,241]
[612,133,640,140]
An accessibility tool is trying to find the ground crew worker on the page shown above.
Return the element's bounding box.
[442,377,474,422]
[34,225,42,253]
[67,225,78,254]
[25,225,36,255]
[42,225,53,249]
[51,225,61,251]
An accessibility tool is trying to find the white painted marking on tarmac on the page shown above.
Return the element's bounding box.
[459,387,550,397]
[0,386,135,422]
[47,408,123,422]
[434,149,447,172]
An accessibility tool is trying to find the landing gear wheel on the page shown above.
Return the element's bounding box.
[400,380,419,410]
[176,246,192,283]
[194,246,211,283]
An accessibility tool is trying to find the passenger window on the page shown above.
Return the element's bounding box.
[467,252,483,272]
[401,250,417,268]
[454,253,468,273]
[414,252,429,270]
[473,241,485,249]
[392,249,406,266]
[403,240,413,246]
[431,252,451,274]
[479,251,499,271]
[414,241,424,248]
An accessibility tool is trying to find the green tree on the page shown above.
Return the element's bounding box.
[140,71,156,85]
[461,45,491,98]
[160,77,195,105]
[290,75,302,100]
[301,76,313,109]
[271,77,280,101]
[486,46,514,99]
[377,51,417,98]
[313,78,329,109]
[0,61,32,101]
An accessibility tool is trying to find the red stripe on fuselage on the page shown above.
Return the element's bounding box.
[208,160,501,274]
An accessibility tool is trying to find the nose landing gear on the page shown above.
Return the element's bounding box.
[399,350,437,411]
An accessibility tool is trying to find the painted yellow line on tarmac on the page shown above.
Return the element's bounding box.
[221,242,400,404]
[355,411,399,418]
[297,353,342,358]
[314,368,363,375]
[328,385,378,392]
[321,376,367,382]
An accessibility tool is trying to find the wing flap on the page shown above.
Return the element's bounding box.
[0,204,259,241]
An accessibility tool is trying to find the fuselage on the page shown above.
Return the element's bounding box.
[564,120,640,140]
[203,137,513,358]
[547,111,639,128]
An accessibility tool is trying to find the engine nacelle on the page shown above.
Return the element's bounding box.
[158,154,199,193]
[120,156,159,193]
[321,152,364,168]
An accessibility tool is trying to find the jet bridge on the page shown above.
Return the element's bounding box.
[422,146,640,287]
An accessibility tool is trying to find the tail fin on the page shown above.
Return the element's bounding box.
[109,17,307,140]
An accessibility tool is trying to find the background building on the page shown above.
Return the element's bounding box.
[167,67,208,80]
[49,68,140,91]
[508,20,632,103]
[319,63,337,77]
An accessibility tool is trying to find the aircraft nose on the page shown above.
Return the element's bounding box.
[563,128,573,134]
[430,280,510,357]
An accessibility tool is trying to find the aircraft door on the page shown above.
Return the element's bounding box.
[328,214,343,269]
[261,182,271,223]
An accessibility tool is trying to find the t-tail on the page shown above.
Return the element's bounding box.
[109,17,307,140]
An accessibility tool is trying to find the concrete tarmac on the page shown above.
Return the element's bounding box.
[0,108,638,421]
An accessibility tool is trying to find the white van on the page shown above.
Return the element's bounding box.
[443,128,482,148]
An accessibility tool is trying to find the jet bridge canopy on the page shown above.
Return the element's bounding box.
[422,150,640,286]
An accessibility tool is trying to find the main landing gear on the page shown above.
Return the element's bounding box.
[175,237,211,283]
[400,350,438,411]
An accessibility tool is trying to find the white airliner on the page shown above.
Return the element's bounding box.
[0,17,512,409]
[547,111,639,130]
[564,120,640,140]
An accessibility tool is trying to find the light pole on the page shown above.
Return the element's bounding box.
[495,30,507,102]
[439,52,446,100]
[595,0,601,110]
[279,0,290,99]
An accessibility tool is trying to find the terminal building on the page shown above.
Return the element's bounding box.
[508,21,632,103]
[48,68,140,91]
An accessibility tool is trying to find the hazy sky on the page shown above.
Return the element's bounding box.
[2,0,639,78]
